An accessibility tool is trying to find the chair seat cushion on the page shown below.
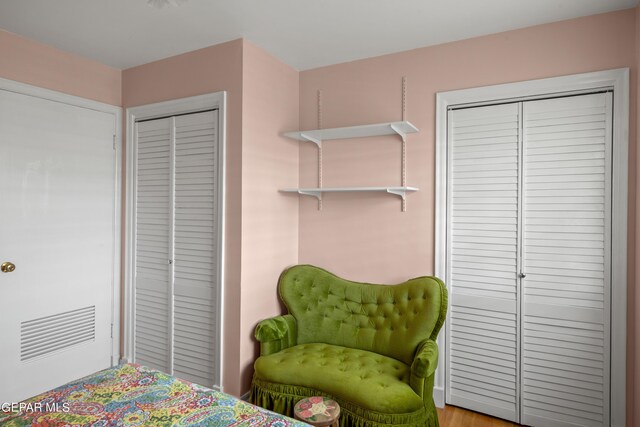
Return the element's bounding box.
[254,343,424,414]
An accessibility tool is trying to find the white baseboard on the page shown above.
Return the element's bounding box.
[433,386,444,408]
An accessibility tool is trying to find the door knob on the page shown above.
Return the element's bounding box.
[1,262,15,273]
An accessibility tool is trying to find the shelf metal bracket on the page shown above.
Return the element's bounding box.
[298,189,322,201]
[300,132,322,147]
[386,188,408,199]
[389,124,407,143]
[386,188,409,212]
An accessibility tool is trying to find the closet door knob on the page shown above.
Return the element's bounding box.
[1,262,16,273]
[518,273,526,279]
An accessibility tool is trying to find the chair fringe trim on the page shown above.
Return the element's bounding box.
[250,378,438,427]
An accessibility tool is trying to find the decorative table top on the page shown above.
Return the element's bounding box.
[294,396,340,426]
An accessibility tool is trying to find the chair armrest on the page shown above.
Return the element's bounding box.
[254,314,297,356]
[409,339,438,398]
[411,339,439,378]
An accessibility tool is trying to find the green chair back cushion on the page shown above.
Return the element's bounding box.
[278,265,447,365]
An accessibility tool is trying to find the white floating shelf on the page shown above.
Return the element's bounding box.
[280,186,419,201]
[284,121,418,146]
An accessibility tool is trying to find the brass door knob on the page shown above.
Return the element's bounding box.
[1,262,15,273]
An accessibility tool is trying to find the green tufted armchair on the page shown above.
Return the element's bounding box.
[250,265,448,427]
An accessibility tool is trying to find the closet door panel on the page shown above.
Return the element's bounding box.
[521,93,611,427]
[172,111,219,387]
[446,103,520,422]
[134,118,172,372]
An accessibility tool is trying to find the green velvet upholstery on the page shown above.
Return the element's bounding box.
[251,265,448,427]
[255,314,297,356]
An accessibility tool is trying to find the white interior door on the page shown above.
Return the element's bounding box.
[0,88,117,402]
[134,117,172,373]
[132,110,221,388]
[521,93,611,427]
[445,103,520,422]
[445,92,613,426]
[172,111,220,387]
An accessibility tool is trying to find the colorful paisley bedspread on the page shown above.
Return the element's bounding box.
[0,363,308,427]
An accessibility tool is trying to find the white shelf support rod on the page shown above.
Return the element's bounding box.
[402,76,407,121]
[317,144,323,211]
[391,124,408,211]
[400,77,408,212]
[317,89,323,211]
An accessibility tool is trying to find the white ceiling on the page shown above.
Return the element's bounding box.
[0,0,637,71]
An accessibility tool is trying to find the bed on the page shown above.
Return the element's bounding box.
[0,363,308,427]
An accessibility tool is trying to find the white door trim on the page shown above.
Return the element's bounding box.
[124,92,227,391]
[0,77,123,368]
[434,68,629,426]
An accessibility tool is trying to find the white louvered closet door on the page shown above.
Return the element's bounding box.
[135,118,172,372]
[133,110,220,389]
[446,103,520,423]
[173,111,220,387]
[521,93,611,427]
[446,92,613,427]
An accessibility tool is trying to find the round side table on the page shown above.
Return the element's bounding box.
[294,396,340,427]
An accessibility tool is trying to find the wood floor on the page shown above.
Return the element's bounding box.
[437,405,521,427]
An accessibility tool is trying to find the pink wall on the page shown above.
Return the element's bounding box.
[298,8,637,424]
[0,29,121,106]
[239,41,299,392]
[122,39,246,396]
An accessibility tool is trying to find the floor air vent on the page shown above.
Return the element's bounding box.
[21,306,95,361]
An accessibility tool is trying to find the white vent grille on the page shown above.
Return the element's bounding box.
[21,306,95,361]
